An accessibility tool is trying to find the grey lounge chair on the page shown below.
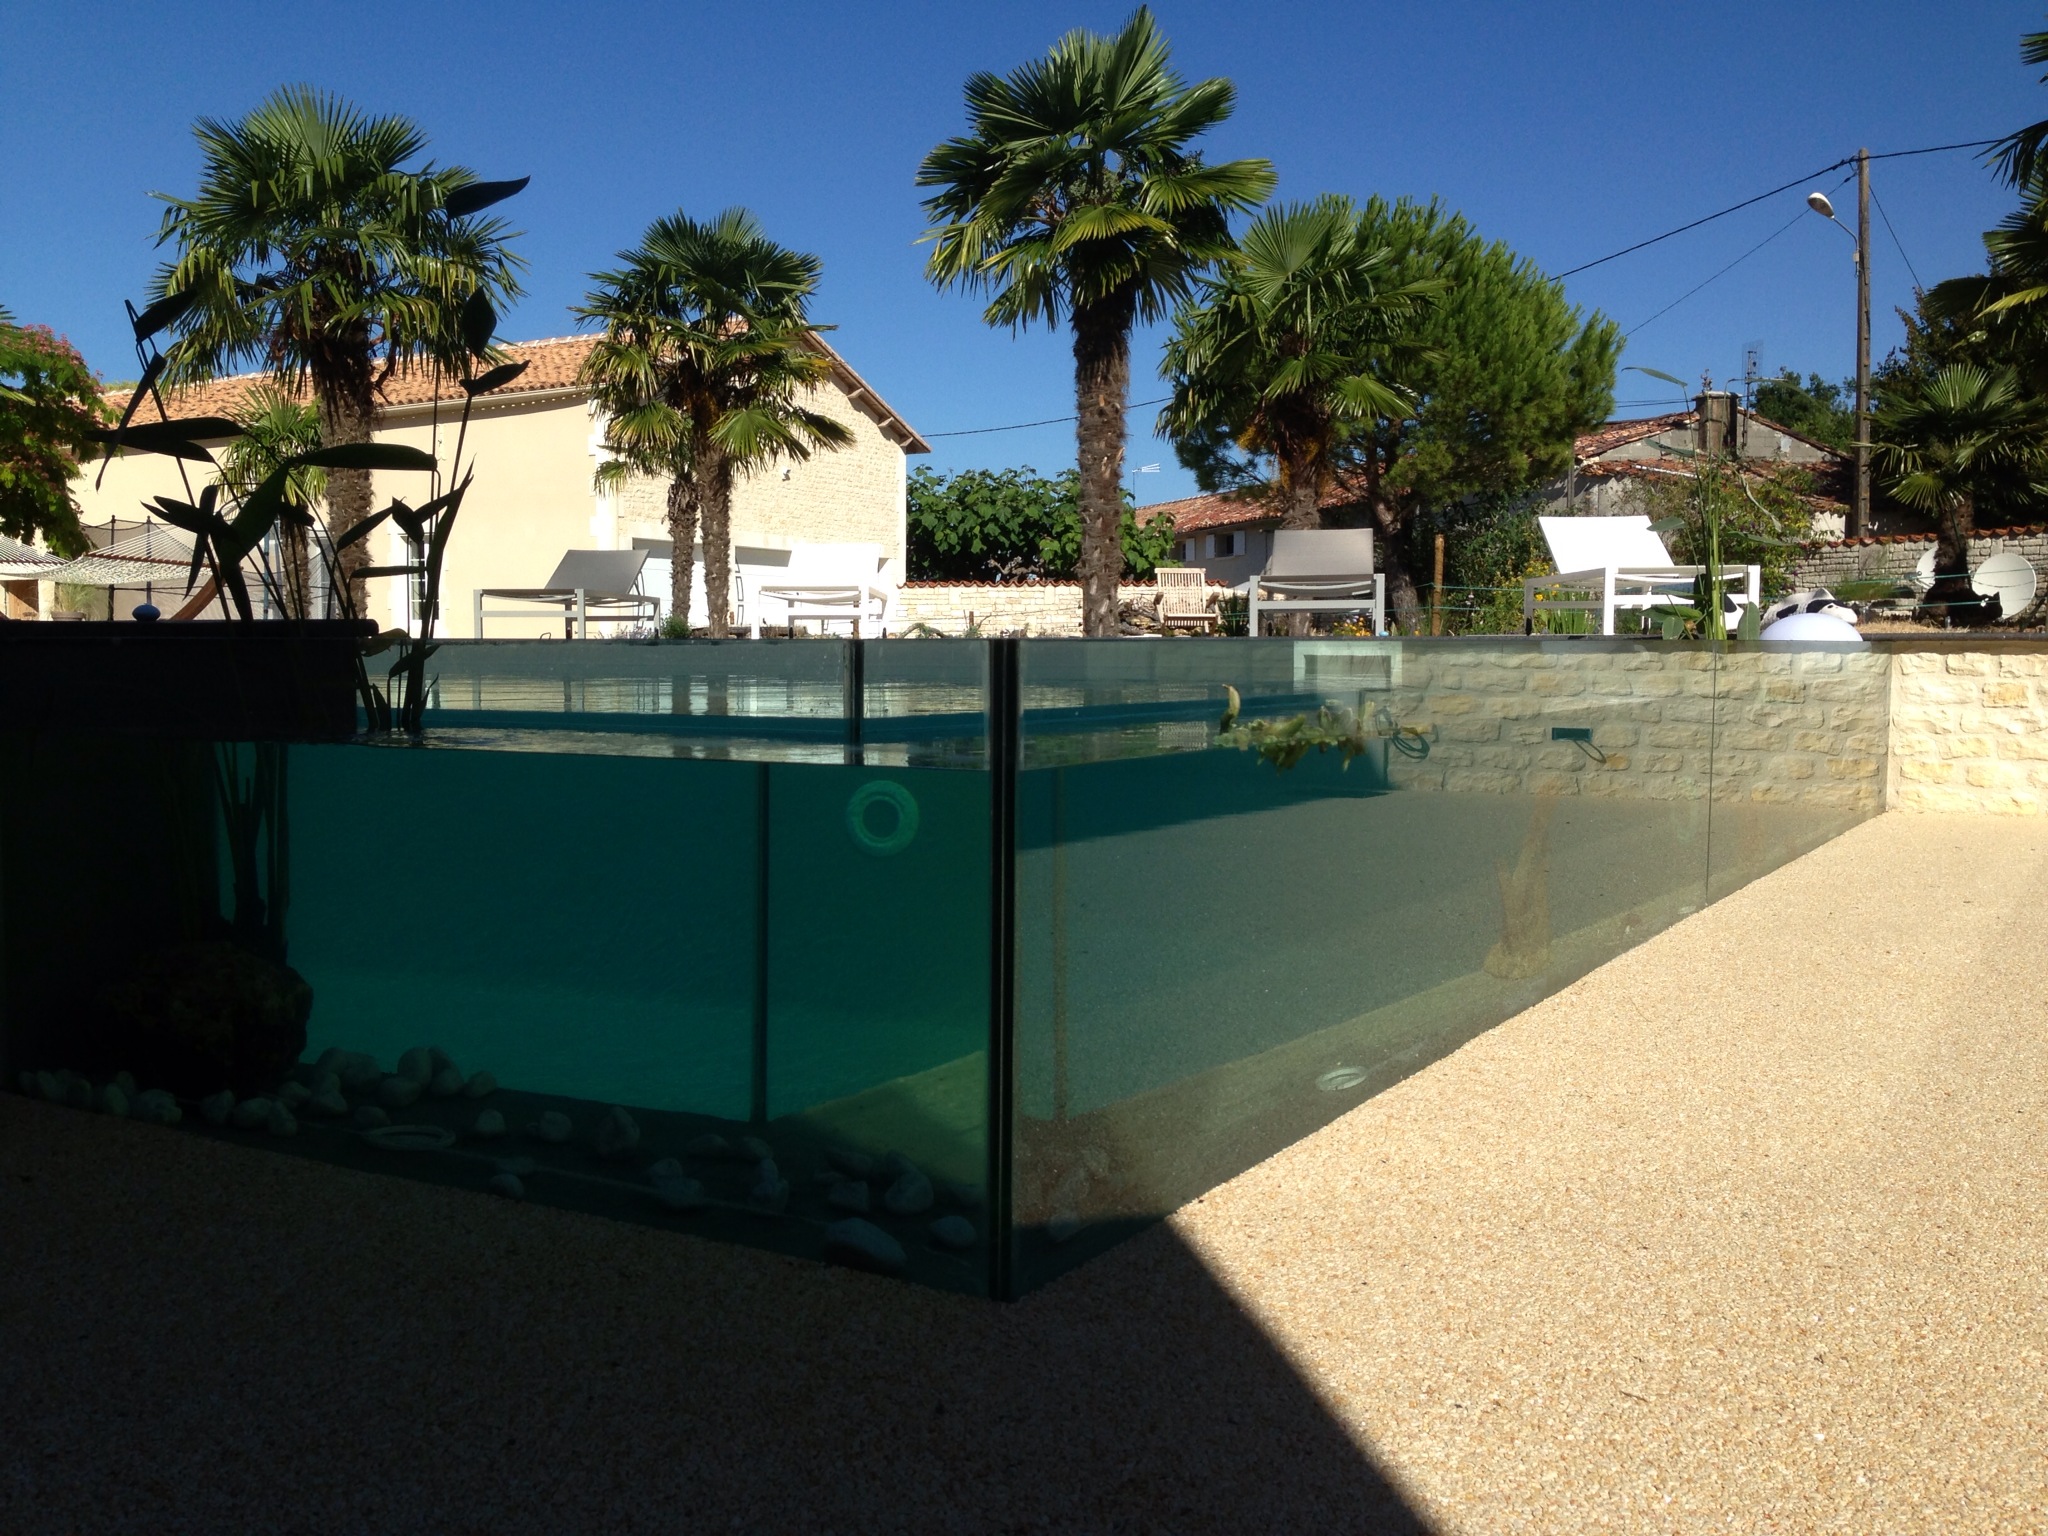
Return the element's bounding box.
[474,550,660,638]
[1246,529,1385,636]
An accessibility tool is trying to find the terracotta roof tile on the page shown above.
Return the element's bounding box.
[1141,476,1374,535]
[106,336,596,422]
[1574,412,1693,459]
[103,333,928,451]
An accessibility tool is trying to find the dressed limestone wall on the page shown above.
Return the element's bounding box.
[1359,646,1889,812]
[1883,649,2048,814]
[895,582,1222,636]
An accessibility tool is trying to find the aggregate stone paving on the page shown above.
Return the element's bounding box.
[1,812,2041,1533]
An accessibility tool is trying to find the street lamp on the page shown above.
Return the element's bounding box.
[1806,151,1872,538]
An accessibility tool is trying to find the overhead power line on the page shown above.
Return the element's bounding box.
[1870,184,1926,292]
[1554,136,2000,281]
[926,394,1171,438]
[1626,169,1857,338]
[924,137,2000,440]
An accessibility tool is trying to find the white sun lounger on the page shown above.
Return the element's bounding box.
[1525,516,1759,635]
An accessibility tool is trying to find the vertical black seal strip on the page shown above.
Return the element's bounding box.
[985,637,1020,1300]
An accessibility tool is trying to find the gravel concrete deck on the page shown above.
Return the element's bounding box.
[3,812,2042,1533]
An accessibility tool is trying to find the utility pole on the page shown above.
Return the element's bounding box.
[1854,147,1872,538]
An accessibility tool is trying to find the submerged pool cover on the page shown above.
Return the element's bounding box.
[1,636,1889,1296]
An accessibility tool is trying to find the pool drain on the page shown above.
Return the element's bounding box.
[1316,1066,1369,1092]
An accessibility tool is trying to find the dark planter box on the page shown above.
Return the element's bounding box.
[0,620,373,742]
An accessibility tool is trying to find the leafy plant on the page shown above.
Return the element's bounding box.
[0,307,108,555]
[907,465,1176,580]
[1248,197,1619,631]
[1214,684,1429,772]
[918,7,1274,635]
[97,276,530,732]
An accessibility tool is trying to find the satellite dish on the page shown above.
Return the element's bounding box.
[1911,546,1937,595]
[1761,612,1866,645]
[1970,551,2038,620]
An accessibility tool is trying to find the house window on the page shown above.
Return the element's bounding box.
[1208,531,1240,558]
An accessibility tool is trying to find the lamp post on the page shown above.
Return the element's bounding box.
[1807,148,1872,537]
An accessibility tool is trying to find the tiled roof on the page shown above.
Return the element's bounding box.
[104,333,928,451]
[1142,477,1372,535]
[1573,409,1846,466]
[1574,413,1692,460]
[106,336,596,421]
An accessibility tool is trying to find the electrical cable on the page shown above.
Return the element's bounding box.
[924,138,2000,440]
[1554,137,1999,281]
[1625,209,1810,337]
[925,395,1171,438]
[1869,184,1926,292]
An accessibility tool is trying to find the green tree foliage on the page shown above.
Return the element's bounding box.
[907,466,1176,581]
[1159,196,1438,529]
[1987,20,2048,189]
[1752,371,1855,450]
[1876,364,2048,623]
[917,7,1274,635]
[0,307,107,555]
[1328,199,1619,630]
[578,209,852,635]
[150,86,525,595]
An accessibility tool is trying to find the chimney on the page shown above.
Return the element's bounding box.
[1694,391,1738,458]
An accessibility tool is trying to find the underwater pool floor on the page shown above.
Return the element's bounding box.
[3,813,2043,1534]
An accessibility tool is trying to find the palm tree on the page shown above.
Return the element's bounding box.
[577,209,853,637]
[216,386,326,615]
[1876,364,2048,624]
[148,85,525,602]
[918,7,1274,636]
[1159,196,1438,532]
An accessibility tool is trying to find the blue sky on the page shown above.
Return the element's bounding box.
[2,0,2040,504]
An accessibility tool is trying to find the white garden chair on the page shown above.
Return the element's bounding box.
[1245,529,1385,635]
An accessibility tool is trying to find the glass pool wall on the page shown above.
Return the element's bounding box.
[1003,637,1890,1292]
[0,636,1890,1298]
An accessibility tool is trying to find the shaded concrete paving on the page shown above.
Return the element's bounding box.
[1,812,2041,1532]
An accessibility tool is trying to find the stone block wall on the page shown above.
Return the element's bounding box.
[1359,646,1889,813]
[1790,528,2048,623]
[895,581,1218,636]
[1884,650,2048,814]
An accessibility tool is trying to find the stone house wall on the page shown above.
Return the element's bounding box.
[610,379,909,571]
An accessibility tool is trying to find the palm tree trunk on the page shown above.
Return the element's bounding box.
[1368,496,1424,633]
[319,386,376,617]
[666,478,700,632]
[1276,453,1321,635]
[699,447,736,639]
[282,525,311,620]
[1072,299,1134,638]
[1923,494,1982,626]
